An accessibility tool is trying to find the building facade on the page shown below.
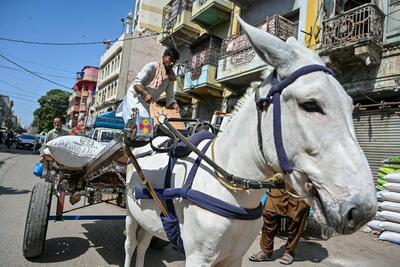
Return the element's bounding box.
[155,0,316,120]
[94,11,167,116]
[158,0,236,120]
[315,0,400,177]
[0,95,13,129]
[67,66,99,128]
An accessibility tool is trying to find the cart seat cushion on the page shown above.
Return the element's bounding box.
[173,131,215,158]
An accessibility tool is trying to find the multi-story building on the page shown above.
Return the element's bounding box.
[158,0,235,120]
[94,11,167,116]
[155,0,318,120]
[0,95,13,128]
[217,0,305,106]
[67,66,99,128]
[316,0,400,177]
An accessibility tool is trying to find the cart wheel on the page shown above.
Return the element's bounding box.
[22,180,53,258]
[149,236,170,250]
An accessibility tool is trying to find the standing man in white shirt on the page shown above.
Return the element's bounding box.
[117,48,180,123]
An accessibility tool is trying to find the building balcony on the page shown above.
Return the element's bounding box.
[159,0,202,47]
[81,91,90,97]
[69,91,82,101]
[192,0,233,29]
[79,103,87,112]
[69,105,80,113]
[184,64,222,97]
[217,15,296,88]
[320,4,384,67]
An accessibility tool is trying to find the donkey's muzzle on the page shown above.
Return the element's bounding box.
[338,199,375,234]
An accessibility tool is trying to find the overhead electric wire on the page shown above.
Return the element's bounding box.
[0,89,37,100]
[0,53,71,90]
[0,79,38,95]
[0,65,75,80]
[0,31,163,46]
[0,53,76,74]
[0,91,38,103]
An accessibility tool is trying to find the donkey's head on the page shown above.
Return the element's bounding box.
[239,17,377,234]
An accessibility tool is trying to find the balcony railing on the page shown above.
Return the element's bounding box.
[189,48,221,80]
[160,0,201,46]
[221,15,296,64]
[162,0,192,30]
[322,4,384,51]
[70,105,80,113]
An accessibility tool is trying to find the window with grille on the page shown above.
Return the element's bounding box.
[388,0,400,34]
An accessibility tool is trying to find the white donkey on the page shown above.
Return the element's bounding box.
[124,18,377,267]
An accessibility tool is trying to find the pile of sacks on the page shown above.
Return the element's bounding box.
[367,172,400,244]
[376,156,400,191]
[44,136,106,169]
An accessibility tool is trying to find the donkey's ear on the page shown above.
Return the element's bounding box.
[237,16,297,77]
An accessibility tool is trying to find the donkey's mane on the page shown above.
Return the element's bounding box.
[230,81,259,118]
[220,68,273,132]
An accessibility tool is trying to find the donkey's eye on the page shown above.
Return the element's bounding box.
[300,100,325,114]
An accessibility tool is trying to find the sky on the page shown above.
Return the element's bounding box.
[0,0,135,127]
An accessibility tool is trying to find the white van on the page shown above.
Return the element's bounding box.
[91,128,122,144]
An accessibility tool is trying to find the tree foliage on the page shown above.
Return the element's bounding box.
[32,89,70,132]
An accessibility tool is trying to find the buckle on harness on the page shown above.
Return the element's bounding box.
[256,97,270,111]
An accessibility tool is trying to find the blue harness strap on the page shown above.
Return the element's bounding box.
[134,138,263,252]
[256,65,334,174]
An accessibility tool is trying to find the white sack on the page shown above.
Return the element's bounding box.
[379,231,400,244]
[367,220,383,232]
[376,211,400,224]
[46,136,105,168]
[384,172,400,183]
[381,221,400,233]
[378,201,400,213]
[384,183,400,193]
[380,191,400,203]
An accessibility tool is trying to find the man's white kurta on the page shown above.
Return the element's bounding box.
[116,62,176,123]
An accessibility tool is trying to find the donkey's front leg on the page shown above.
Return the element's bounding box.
[124,215,138,267]
[134,228,153,267]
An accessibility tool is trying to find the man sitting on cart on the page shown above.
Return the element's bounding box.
[116,47,180,123]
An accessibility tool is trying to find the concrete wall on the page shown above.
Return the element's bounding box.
[341,47,400,101]
[134,0,170,33]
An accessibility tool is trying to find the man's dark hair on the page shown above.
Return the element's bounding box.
[54,116,63,122]
[164,48,180,61]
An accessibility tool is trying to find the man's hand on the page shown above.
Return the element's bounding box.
[144,93,153,104]
[172,102,180,113]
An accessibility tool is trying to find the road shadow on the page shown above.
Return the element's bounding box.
[0,186,31,195]
[81,220,185,266]
[273,240,329,263]
[0,146,36,155]
[28,237,90,263]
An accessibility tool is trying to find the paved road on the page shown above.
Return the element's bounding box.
[1,145,399,267]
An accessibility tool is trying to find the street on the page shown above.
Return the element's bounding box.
[1,145,399,267]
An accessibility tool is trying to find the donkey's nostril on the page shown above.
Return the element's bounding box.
[341,202,358,230]
[347,208,355,222]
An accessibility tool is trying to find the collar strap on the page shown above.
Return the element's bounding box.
[256,64,334,174]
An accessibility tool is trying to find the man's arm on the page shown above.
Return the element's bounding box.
[134,84,153,103]
[165,82,179,112]
[133,62,156,103]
